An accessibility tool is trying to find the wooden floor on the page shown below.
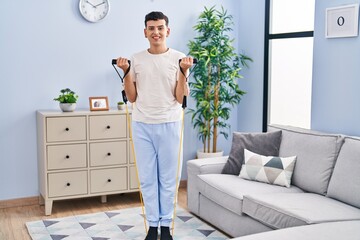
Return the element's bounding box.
[0,186,187,240]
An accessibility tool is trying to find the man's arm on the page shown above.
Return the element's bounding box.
[116,58,137,103]
[175,57,194,104]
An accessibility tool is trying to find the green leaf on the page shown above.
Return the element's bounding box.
[53,88,78,103]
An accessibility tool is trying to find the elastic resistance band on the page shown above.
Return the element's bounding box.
[111,59,148,233]
[125,103,148,233]
[171,59,198,235]
[171,109,185,236]
[179,59,198,109]
[112,59,131,104]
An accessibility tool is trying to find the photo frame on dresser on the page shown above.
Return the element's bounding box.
[89,96,109,111]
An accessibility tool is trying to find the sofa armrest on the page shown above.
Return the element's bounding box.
[187,156,229,175]
[187,156,228,215]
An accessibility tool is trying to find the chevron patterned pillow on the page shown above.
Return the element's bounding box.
[239,149,297,187]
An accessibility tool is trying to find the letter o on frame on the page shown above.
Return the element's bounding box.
[337,16,345,26]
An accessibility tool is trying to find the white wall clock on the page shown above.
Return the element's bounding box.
[79,0,110,23]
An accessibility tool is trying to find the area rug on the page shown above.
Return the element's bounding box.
[26,206,229,240]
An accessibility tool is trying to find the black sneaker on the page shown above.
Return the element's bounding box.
[160,226,173,240]
[145,227,158,240]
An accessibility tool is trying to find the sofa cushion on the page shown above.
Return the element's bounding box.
[239,149,296,187]
[222,131,282,175]
[242,193,360,229]
[327,137,360,208]
[231,221,360,240]
[197,174,304,216]
[268,124,344,195]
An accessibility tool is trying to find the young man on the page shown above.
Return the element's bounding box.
[116,11,194,240]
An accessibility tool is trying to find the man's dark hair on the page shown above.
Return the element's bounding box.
[145,11,169,27]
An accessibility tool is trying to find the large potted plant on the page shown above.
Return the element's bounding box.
[188,6,252,158]
[54,88,79,112]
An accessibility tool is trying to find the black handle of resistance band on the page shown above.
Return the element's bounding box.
[179,58,198,109]
[112,59,131,67]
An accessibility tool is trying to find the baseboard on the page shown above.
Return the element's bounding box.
[0,196,39,209]
[0,181,187,209]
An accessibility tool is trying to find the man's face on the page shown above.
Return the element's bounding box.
[144,19,170,46]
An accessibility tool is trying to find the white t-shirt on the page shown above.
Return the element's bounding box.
[130,48,186,124]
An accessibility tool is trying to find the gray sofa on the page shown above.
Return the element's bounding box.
[187,124,360,239]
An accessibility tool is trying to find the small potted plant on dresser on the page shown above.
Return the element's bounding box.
[117,101,126,110]
[53,88,79,112]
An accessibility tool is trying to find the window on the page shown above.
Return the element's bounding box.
[271,0,315,34]
[263,0,315,131]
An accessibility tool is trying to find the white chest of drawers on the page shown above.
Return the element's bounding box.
[36,110,138,215]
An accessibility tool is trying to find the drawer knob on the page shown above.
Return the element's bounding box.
[66,155,70,159]
[106,125,111,129]
[107,179,112,182]
[107,152,111,156]
[66,183,71,186]
[65,127,70,131]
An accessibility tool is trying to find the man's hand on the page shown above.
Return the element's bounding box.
[116,57,130,73]
[179,57,194,73]
[116,57,136,102]
[177,57,194,100]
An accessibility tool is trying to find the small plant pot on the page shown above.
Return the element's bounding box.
[197,149,224,159]
[59,103,76,112]
[117,104,125,110]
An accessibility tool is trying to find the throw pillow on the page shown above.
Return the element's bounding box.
[221,130,282,175]
[239,149,297,187]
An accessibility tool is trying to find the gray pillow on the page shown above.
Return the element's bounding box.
[327,137,360,208]
[221,131,282,175]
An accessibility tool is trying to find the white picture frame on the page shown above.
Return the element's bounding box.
[325,4,359,38]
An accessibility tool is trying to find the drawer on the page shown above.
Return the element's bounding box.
[46,116,86,142]
[90,167,127,193]
[48,171,88,198]
[89,115,126,140]
[47,144,87,170]
[129,165,139,190]
[90,141,127,167]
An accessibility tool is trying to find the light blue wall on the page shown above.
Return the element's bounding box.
[0,0,242,201]
[312,0,360,136]
[236,0,266,132]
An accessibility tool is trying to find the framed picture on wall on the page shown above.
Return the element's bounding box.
[326,4,359,38]
[89,96,109,111]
